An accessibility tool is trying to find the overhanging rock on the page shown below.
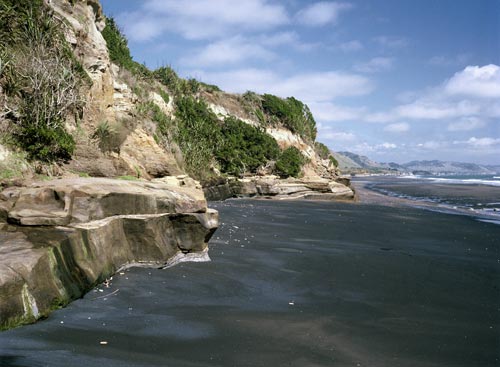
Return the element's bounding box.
[0,177,218,330]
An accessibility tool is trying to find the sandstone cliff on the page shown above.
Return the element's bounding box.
[0,0,353,331]
[0,0,350,195]
[0,177,217,330]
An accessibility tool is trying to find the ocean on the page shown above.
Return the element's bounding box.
[0,180,499,366]
[358,174,500,222]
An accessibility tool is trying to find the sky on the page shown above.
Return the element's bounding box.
[100,0,500,165]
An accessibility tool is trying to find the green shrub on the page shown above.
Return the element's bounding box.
[216,117,280,176]
[261,94,317,142]
[275,146,305,178]
[261,94,288,119]
[101,17,132,68]
[173,96,221,178]
[136,101,172,137]
[92,121,114,152]
[329,155,338,167]
[154,67,208,97]
[92,120,132,153]
[154,66,181,94]
[242,91,261,106]
[15,125,75,162]
[158,89,170,104]
[101,17,152,78]
[315,142,330,159]
[180,78,200,95]
[314,142,338,167]
[0,0,83,162]
[200,82,221,93]
[253,108,266,125]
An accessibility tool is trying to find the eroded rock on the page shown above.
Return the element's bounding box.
[0,177,218,330]
[119,129,182,179]
[204,176,355,201]
[8,178,206,226]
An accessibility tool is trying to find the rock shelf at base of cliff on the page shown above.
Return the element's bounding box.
[0,177,218,331]
[204,175,355,201]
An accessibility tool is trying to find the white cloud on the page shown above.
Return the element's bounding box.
[454,137,500,147]
[428,54,470,67]
[181,36,275,67]
[259,32,320,52]
[395,99,480,120]
[274,72,373,101]
[373,36,408,48]
[379,142,397,149]
[307,102,366,122]
[444,64,500,98]
[296,2,352,26]
[384,122,410,133]
[354,57,394,73]
[321,131,357,141]
[260,32,298,46]
[194,69,374,102]
[350,141,398,154]
[417,141,446,150]
[364,111,398,123]
[447,117,486,131]
[119,0,289,41]
[361,65,500,126]
[339,40,363,52]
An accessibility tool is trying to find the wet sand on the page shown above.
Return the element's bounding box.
[352,178,500,222]
[1,199,499,366]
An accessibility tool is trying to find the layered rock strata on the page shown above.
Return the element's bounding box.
[204,176,355,201]
[0,177,218,330]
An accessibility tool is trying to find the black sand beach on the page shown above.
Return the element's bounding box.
[1,189,499,366]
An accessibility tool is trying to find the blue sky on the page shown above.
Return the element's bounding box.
[100,0,500,164]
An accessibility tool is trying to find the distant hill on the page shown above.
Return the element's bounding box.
[401,160,496,175]
[333,151,499,175]
[332,151,401,173]
[335,151,385,170]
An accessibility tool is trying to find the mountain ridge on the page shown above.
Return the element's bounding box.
[333,151,500,175]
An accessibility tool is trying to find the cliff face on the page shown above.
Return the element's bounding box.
[0,0,351,331]
[0,0,344,186]
[46,0,182,179]
[0,177,218,330]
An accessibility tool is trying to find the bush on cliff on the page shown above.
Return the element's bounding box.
[261,94,317,142]
[102,17,151,77]
[216,117,280,176]
[275,146,305,178]
[0,0,85,162]
[173,96,221,178]
[314,141,338,167]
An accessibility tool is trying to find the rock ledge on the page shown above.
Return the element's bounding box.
[204,176,355,201]
[0,177,218,330]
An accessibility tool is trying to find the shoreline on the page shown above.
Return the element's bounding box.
[2,197,498,366]
[351,178,500,224]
